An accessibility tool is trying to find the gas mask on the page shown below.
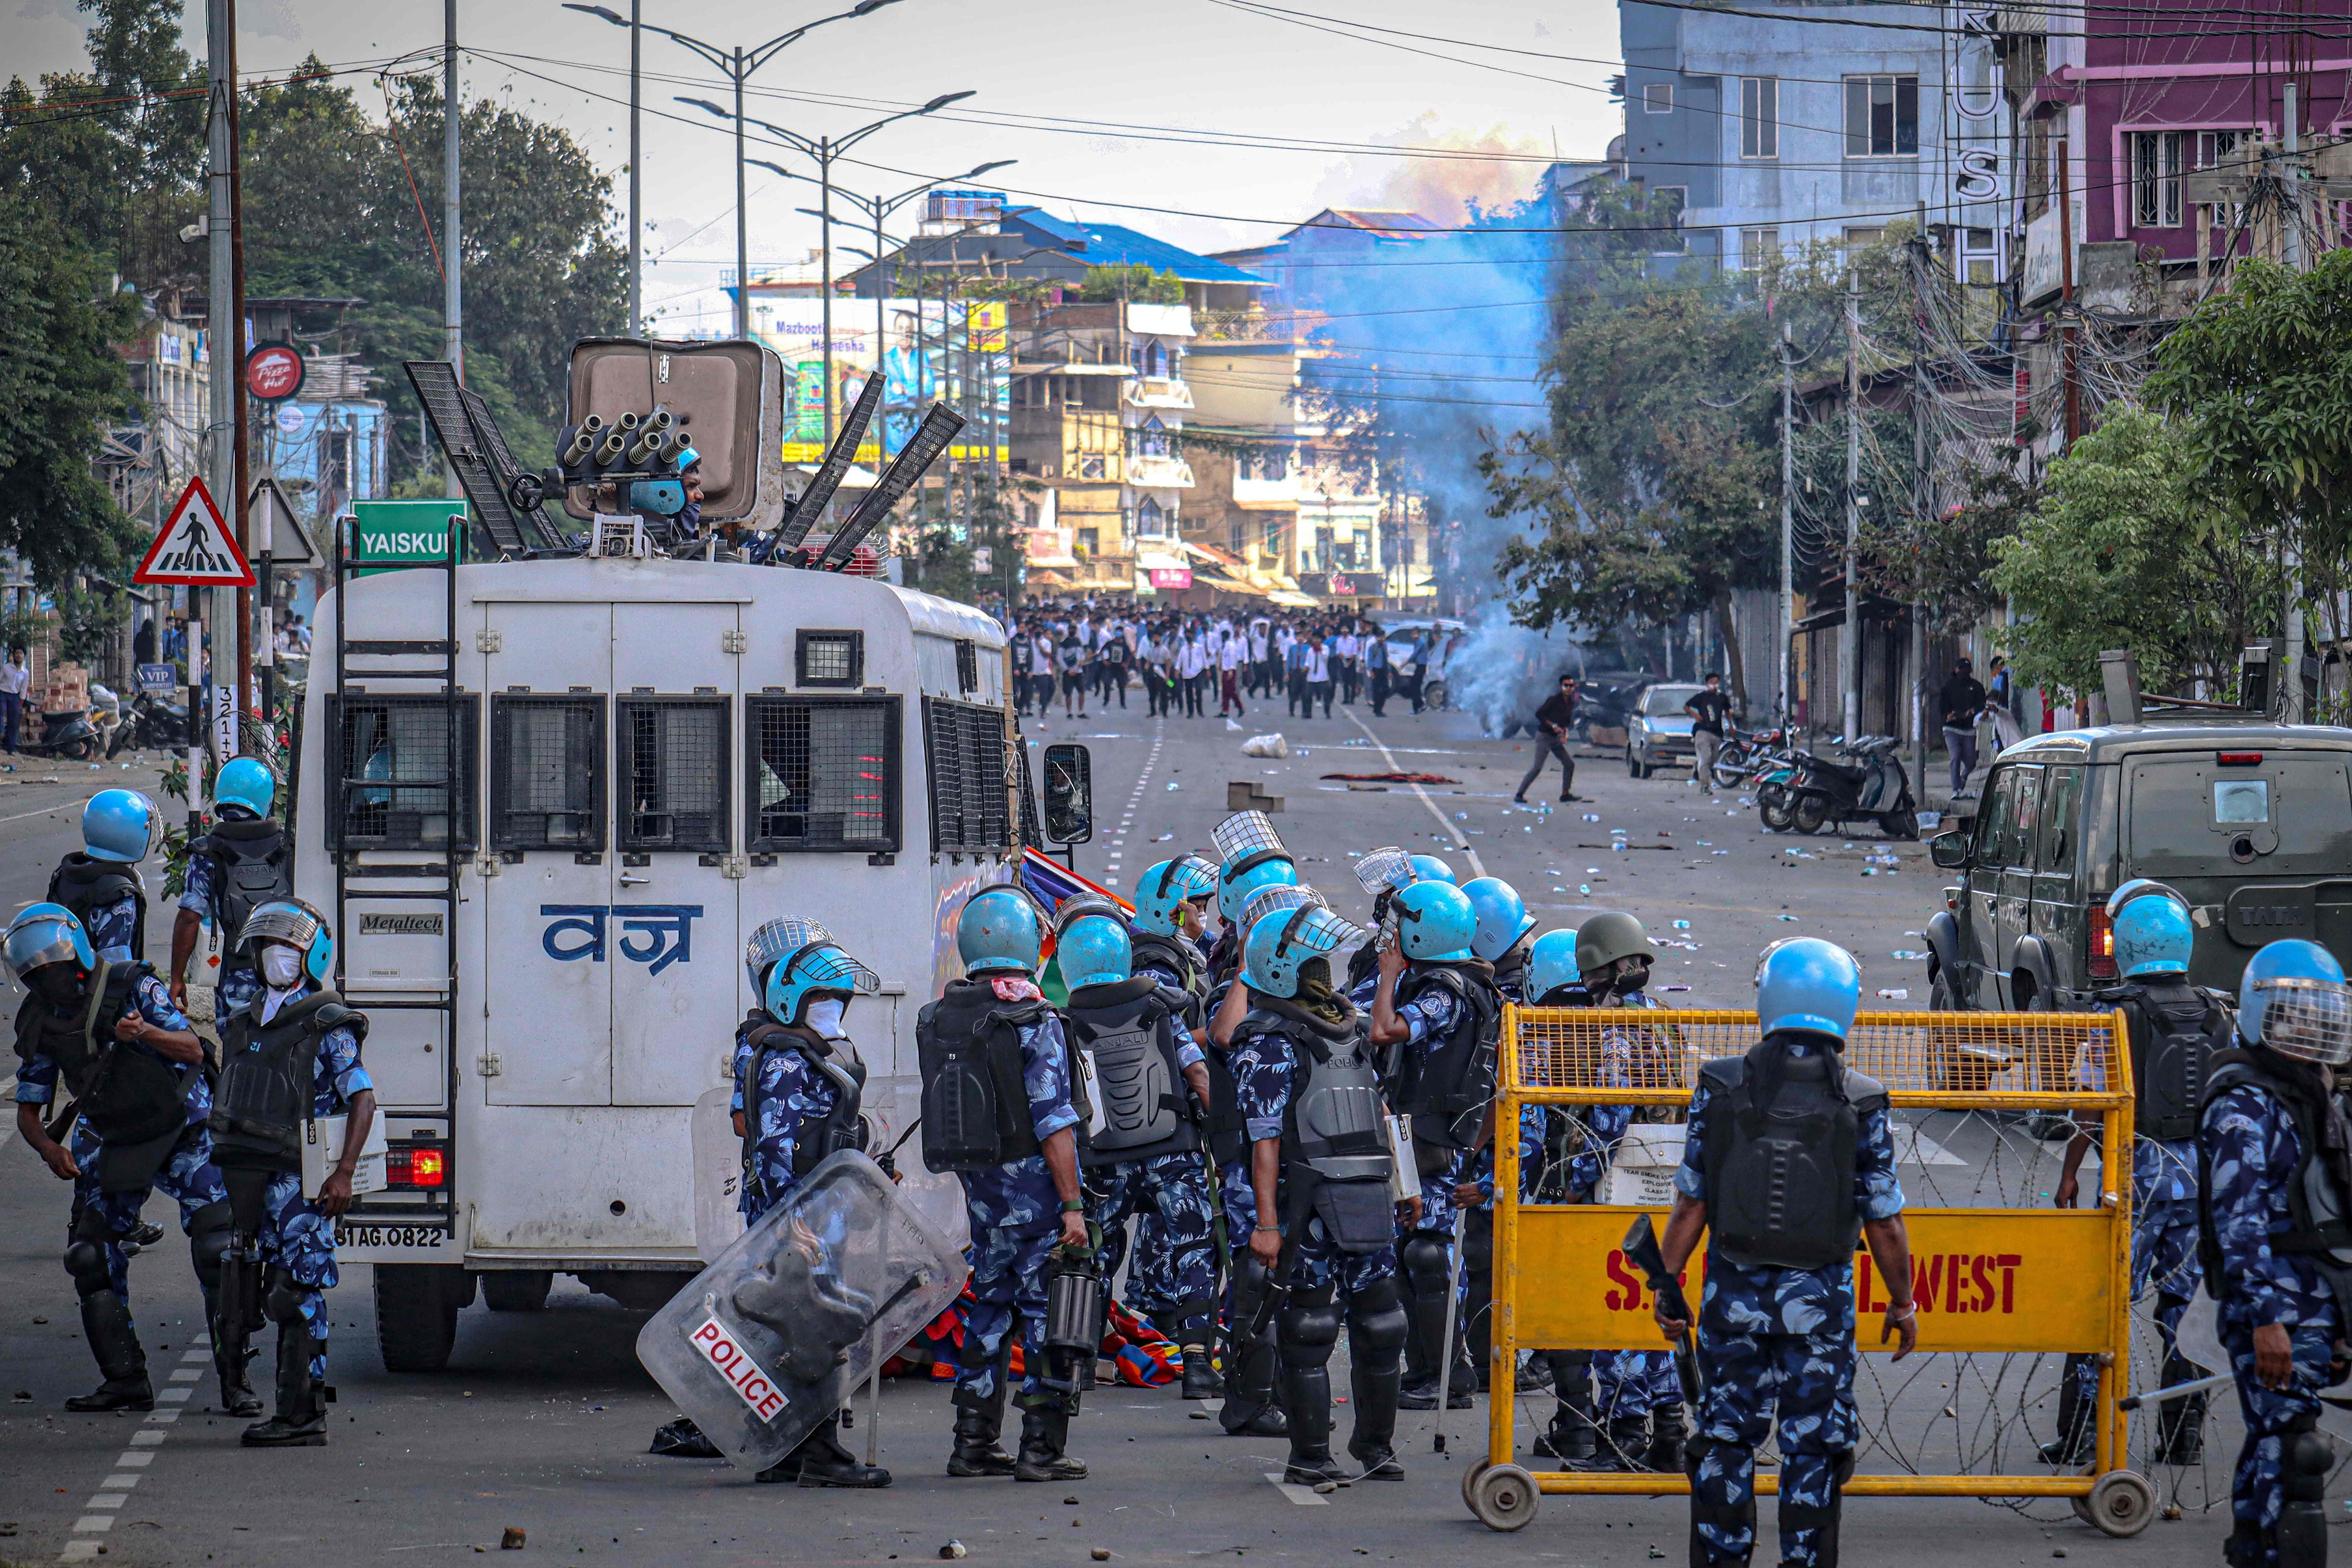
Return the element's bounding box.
[803,997,848,1040]
[258,945,305,989]
[29,965,84,1008]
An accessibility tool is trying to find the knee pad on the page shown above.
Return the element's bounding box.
[2287,1417,2334,1503]
[63,1207,116,1293]
[1279,1298,1342,1365]
[264,1268,307,1326]
[188,1200,232,1290]
[1347,1279,1408,1354]
[1399,1233,1451,1294]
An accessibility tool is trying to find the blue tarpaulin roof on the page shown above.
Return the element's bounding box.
[1005,209,1266,285]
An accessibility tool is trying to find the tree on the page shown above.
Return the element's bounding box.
[1989,404,2276,700]
[2145,248,2352,648]
[1071,263,1184,304]
[0,190,143,591]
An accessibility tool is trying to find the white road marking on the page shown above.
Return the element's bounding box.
[1262,1471,1331,1505]
[99,1475,141,1489]
[56,1339,209,1561]
[1340,710,1485,878]
[0,1073,15,1152]
[82,1497,126,1511]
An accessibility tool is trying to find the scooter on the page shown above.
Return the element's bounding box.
[1784,735,1918,839]
[107,689,189,757]
[21,708,99,761]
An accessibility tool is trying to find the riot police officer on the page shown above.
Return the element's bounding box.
[1129,856,1217,1004]
[8,904,234,1413]
[1518,927,1608,1466]
[208,898,376,1447]
[1654,939,1916,1568]
[49,790,162,962]
[1370,877,1496,1410]
[171,757,289,1019]
[731,917,889,1488]
[1462,877,1536,1005]
[2198,938,2352,1568]
[1059,909,1221,1400]
[1453,878,1537,1392]
[1207,814,1297,987]
[1222,894,1412,1482]
[2048,882,2228,1465]
[918,887,1093,1483]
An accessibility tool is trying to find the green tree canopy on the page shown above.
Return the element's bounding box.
[1071,263,1185,304]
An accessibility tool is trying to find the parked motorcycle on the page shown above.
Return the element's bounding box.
[106,689,189,757]
[1709,723,1785,792]
[21,708,100,761]
[1782,735,1918,839]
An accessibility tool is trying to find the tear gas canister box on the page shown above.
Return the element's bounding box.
[1600,1122,1687,1207]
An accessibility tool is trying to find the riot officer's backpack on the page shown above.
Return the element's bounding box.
[916,978,1054,1173]
[1699,1040,1888,1272]
[48,852,147,956]
[199,818,292,943]
[2103,981,2230,1143]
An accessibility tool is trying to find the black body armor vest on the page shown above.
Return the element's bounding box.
[2197,1049,2352,1317]
[741,1014,869,1182]
[1391,962,1501,1152]
[917,978,1075,1173]
[12,961,183,1147]
[1128,931,1205,1019]
[197,817,292,947]
[2099,980,2228,1144]
[1066,977,1196,1167]
[1699,1039,1887,1271]
[48,852,146,956]
[210,990,364,1172]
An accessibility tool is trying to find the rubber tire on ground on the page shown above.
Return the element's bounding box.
[481,1270,554,1312]
[1881,809,1919,840]
[1759,794,1795,832]
[2086,1469,2156,1537]
[1791,793,1828,835]
[1469,1461,1539,1531]
[64,736,94,761]
[376,1262,469,1373]
[1461,1458,1491,1512]
[1929,966,1962,1013]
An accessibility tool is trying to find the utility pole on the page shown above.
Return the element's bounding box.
[1910,214,1933,794]
[820,135,835,447]
[1842,267,1861,744]
[628,0,640,334]
[444,0,464,503]
[227,0,250,735]
[2281,83,2307,720]
[1779,322,1795,728]
[2058,139,2080,450]
[731,47,748,339]
[203,0,233,802]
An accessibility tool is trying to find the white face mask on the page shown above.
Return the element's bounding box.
[803,997,847,1039]
[259,946,304,988]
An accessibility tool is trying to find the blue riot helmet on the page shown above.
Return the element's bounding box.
[1409,853,1457,886]
[1241,902,1367,999]
[957,885,1045,975]
[2238,939,2352,1062]
[1754,937,1862,1041]
[1393,880,1476,962]
[238,897,336,985]
[628,478,686,517]
[1059,915,1133,990]
[82,789,162,863]
[1218,855,1297,927]
[2112,893,2195,978]
[4,903,94,983]
[1133,855,1218,937]
[1526,928,1582,1003]
[763,936,880,1027]
[1462,877,1535,963]
[215,756,276,819]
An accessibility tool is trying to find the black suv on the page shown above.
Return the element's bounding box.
[1925,720,2352,1012]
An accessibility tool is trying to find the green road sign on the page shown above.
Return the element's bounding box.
[347,499,472,577]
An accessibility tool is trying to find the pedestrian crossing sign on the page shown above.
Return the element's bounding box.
[135,476,256,587]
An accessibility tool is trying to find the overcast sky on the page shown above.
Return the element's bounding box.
[12,0,1624,332]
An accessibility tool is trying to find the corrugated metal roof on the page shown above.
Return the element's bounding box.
[1004,210,1267,286]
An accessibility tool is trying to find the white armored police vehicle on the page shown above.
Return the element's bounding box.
[294,340,1035,1370]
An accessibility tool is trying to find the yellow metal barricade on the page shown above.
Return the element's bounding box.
[1470,1008,2145,1536]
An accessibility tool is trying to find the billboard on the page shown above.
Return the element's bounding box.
[753,298,1010,466]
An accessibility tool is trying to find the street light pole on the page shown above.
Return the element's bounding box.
[733,48,748,337]
[628,0,639,333]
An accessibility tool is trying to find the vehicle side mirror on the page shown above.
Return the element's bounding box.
[1929,829,1971,870]
[1042,742,1093,845]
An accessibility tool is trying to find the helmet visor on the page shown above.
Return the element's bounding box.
[1352,848,1416,896]
[1152,855,1219,901]
[1212,811,1286,866]
[1241,884,1326,932]
[2257,976,2352,1065]
[746,917,831,988]
[787,942,881,996]
[3,919,84,983]
[238,900,321,954]
[1274,904,1366,960]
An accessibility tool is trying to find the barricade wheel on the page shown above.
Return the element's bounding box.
[2086,1469,2155,1537]
[1461,1458,1491,1512]
[1469,1462,1539,1532]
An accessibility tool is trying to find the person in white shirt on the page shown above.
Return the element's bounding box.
[1029,634,1058,717]
[1304,631,1335,718]
[1333,628,1362,706]
[0,645,26,754]
[1177,634,1209,718]
[1218,631,1248,718]
[1245,619,1273,700]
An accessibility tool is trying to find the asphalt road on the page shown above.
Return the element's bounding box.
[0,713,2260,1565]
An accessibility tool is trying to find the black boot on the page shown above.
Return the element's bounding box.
[65,1292,152,1412]
[1179,1307,1221,1400]
[1645,1402,1689,1475]
[1219,1269,1289,1438]
[1601,1411,1650,1473]
[242,1326,327,1446]
[1345,1348,1403,1480]
[2037,1355,2095,1466]
[203,1285,261,1418]
[2154,1344,2207,1465]
[1013,1403,1087,1482]
[763,1425,890,1488]
[948,1389,1017,1477]
[1534,1382,1601,1467]
[1278,1359,1346,1486]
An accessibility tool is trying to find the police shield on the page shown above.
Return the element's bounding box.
[636,1150,967,1472]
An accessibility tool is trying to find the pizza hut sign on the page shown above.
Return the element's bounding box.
[245,343,306,404]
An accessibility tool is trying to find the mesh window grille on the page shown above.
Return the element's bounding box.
[332,694,479,850]
[747,695,900,852]
[925,697,1012,854]
[618,698,730,851]
[796,630,863,687]
[491,695,604,850]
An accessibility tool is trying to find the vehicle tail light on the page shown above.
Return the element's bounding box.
[387,1145,447,1188]
[2218,751,2262,766]
[2088,903,2117,979]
